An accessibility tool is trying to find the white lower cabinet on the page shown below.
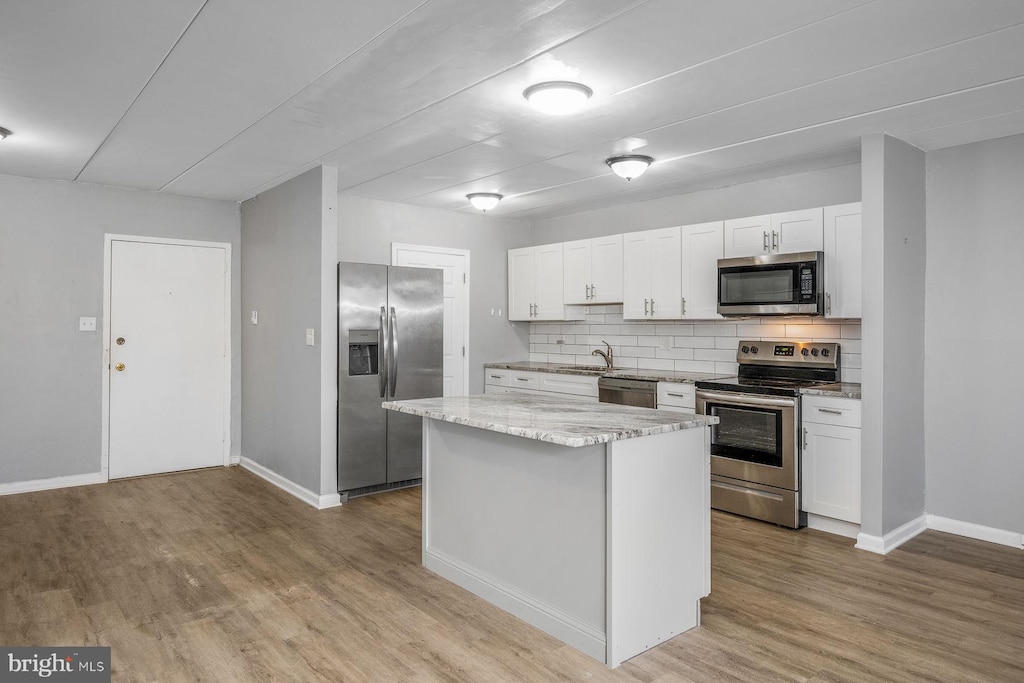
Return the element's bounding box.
[657,382,695,413]
[801,396,861,524]
[487,369,599,402]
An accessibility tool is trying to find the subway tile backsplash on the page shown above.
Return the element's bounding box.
[529,305,862,383]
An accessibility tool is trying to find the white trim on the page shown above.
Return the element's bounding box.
[806,513,860,540]
[855,515,927,554]
[0,471,106,497]
[424,547,606,663]
[239,457,342,509]
[102,234,233,481]
[391,242,471,396]
[926,515,1023,550]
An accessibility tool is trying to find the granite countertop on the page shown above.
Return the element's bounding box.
[801,383,862,399]
[382,393,718,448]
[484,360,729,384]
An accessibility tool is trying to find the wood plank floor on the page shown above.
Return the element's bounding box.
[1,467,1021,682]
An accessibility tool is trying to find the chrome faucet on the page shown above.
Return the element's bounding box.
[592,340,614,369]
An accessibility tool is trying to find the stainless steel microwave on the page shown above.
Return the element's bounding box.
[717,251,824,316]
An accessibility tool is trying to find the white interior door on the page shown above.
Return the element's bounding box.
[108,239,229,479]
[392,244,469,396]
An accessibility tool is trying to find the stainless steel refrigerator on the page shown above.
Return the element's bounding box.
[337,262,443,496]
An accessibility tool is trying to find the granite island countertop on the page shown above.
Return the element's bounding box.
[383,392,718,448]
[801,382,862,399]
[484,360,730,384]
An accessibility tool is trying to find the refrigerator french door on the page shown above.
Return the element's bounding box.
[338,262,443,495]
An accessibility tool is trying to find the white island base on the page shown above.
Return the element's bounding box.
[403,397,712,668]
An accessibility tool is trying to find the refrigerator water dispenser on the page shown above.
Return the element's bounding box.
[347,329,379,376]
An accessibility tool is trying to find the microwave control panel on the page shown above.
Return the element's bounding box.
[799,265,815,299]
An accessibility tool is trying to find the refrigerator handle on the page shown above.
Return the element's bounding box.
[379,306,388,398]
[388,306,398,396]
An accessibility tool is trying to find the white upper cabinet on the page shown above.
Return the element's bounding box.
[679,221,724,319]
[724,209,824,257]
[823,202,862,319]
[723,215,771,258]
[508,243,582,321]
[563,234,623,304]
[623,227,682,320]
[771,208,824,254]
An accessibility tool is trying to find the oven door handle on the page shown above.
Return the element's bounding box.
[697,390,796,408]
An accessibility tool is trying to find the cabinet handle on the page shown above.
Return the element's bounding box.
[591,283,596,299]
[490,374,502,379]
[803,427,808,449]
[644,298,649,315]
[772,230,779,252]
[762,231,769,252]
[516,377,530,382]
[666,392,688,398]
[817,408,844,415]
[651,299,655,315]
[826,292,832,315]
[585,284,591,299]
[681,296,686,316]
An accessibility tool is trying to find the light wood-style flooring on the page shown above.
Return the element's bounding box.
[1,467,1021,681]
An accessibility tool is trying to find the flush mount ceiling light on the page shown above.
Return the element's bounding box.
[605,154,654,181]
[0,127,11,142]
[523,81,593,115]
[467,192,503,212]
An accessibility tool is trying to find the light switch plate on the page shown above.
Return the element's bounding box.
[79,317,96,332]
[305,328,315,346]
[250,310,258,325]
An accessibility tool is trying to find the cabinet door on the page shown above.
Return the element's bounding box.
[533,243,565,320]
[824,203,862,319]
[622,231,651,319]
[723,215,770,258]
[562,239,591,304]
[649,227,682,319]
[590,234,623,303]
[772,208,823,254]
[508,247,536,321]
[680,221,723,319]
[802,422,861,523]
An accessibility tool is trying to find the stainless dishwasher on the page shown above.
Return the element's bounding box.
[597,377,658,408]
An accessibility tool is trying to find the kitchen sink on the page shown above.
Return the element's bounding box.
[553,364,612,374]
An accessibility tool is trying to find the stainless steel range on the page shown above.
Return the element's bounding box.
[695,340,840,528]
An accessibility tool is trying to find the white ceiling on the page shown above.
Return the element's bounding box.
[2,0,1023,220]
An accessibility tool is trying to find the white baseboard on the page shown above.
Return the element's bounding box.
[806,514,860,540]
[239,457,341,510]
[926,515,1023,550]
[229,454,240,465]
[855,515,927,555]
[0,471,106,497]
[424,547,607,664]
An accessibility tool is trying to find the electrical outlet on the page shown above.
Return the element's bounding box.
[250,310,258,325]
[79,317,96,332]
[305,328,315,346]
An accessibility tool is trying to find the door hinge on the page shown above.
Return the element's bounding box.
[463,273,466,284]
[462,346,466,357]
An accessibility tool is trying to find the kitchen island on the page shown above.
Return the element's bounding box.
[382,393,717,668]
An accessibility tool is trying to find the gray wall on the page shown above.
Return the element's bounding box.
[529,164,861,243]
[0,174,240,484]
[924,134,1024,534]
[860,134,928,538]
[336,194,532,393]
[241,167,333,493]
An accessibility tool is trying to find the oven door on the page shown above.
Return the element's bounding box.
[696,390,798,491]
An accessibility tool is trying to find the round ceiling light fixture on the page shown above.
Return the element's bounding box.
[0,127,11,142]
[467,192,503,212]
[605,154,654,181]
[523,81,593,115]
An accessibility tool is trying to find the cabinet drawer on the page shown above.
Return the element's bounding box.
[657,382,696,409]
[509,371,540,390]
[484,384,511,395]
[802,395,861,428]
[658,404,695,415]
[485,368,511,387]
[537,374,599,398]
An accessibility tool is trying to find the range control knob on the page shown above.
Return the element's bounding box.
[750,346,759,354]
[741,345,750,354]
[821,348,831,358]
[801,348,809,356]
[811,348,820,357]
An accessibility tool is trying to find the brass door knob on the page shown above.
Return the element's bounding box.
[115,363,125,372]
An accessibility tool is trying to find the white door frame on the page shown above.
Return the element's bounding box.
[391,243,470,396]
[101,234,232,482]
